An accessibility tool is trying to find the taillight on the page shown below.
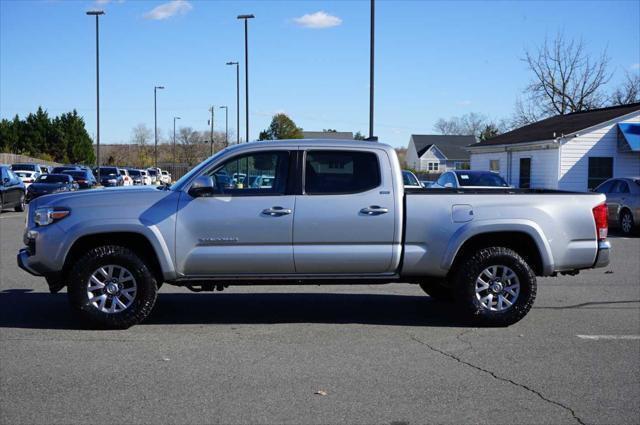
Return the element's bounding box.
[592,203,608,241]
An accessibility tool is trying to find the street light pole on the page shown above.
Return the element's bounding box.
[209,106,215,156]
[367,0,377,142]
[154,85,164,168]
[86,9,104,182]
[237,14,254,143]
[220,106,228,147]
[173,116,180,168]
[226,61,240,144]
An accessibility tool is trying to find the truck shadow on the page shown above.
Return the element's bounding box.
[0,290,472,330]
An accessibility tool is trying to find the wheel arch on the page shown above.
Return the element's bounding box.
[444,224,552,277]
[62,232,166,284]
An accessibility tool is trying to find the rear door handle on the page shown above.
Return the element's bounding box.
[360,205,389,215]
[262,206,292,216]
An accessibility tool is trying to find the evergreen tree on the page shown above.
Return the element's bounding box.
[259,113,303,140]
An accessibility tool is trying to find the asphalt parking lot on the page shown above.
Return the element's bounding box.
[1,210,638,425]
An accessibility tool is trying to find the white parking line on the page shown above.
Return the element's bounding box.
[577,335,640,340]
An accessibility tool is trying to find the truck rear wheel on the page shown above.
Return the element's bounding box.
[67,245,158,329]
[453,247,536,326]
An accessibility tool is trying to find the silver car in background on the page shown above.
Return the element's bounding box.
[595,177,640,235]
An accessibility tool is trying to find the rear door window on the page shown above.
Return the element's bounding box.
[304,150,380,195]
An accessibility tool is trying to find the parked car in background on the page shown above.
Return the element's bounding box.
[62,169,98,189]
[119,168,133,186]
[420,180,435,188]
[139,170,151,185]
[432,170,511,189]
[595,177,640,235]
[147,168,160,184]
[11,163,47,175]
[126,169,143,185]
[402,170,423,188]
[95,167,124,187]
[52,165,81,174]
[160,170,172,185]
[248,175,275,188]
[25,173,77,203]
[14,170,40,188]
[0,165,26,212]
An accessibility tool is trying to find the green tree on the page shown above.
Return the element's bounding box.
[259,113,303,140]
[353,131,365,140]
[479,124,500,141]
[22,107,50,156]
[47,117,68,162]
[60,110,95,164]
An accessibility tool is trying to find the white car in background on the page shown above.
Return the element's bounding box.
[14,170,40,188]
[140,170,151,185]
[119,168,133,186]
[431,170,512,189]
[147,168,161,184]
[160,170,172,185]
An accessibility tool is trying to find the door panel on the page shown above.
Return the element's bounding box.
[293,149,397,274]
[175,149,295,275]
[175,195,295,274]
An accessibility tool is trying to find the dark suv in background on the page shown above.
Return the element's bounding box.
[62,169,98,189]
[94,167,124,187]
[0,165,26,212]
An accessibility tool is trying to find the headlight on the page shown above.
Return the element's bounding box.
[34,207,70,226]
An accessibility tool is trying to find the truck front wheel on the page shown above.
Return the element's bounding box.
[453,247,536,326]
[67,245,158,329]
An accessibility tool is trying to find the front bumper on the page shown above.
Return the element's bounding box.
[17,248,42,276]
[593,240,611,269]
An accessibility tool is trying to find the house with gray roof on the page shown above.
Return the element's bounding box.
[468,103,640,191]
[406,134,477,173]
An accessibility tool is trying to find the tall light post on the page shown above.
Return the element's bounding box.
[219,106,228,147]
[154,85,164,168]
[237,14,254,143]
[367,0,377,142]
[86,9,105,181]
[225,61,240,144]
[173,116,180,168]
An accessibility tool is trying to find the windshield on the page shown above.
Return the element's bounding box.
[15,171,34,178]
[36,174,69,183]
[455,171,509,187]
[148,170,157,176]
[128,169,141,176]
[52,166,77,173]
[12,164,37,171]
[402,171,420,186]
[100,168,118,176]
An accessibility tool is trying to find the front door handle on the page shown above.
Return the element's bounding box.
[360,205,389,215]
[262,206,292,216]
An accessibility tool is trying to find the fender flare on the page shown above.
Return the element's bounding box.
[441,219,555,276]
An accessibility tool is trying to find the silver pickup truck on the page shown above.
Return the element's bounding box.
[18,140,611,328]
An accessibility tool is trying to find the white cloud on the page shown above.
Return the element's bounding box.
[144,0,192,21]
[293,11,342,29]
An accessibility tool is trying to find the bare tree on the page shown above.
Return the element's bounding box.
[434,112,505,139]
[516,34,611,125]
[610,71,640,105]
[177,127,205,166]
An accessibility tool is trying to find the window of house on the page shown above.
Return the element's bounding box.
[427,162,439,171]
[305,150,380,195]
[587,157,613,190]
[489,160,500,172]
[454,161,470,170]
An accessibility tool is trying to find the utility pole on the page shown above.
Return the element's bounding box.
[237,14,254,143]
[209,106,215,156]
[226,61,240,144]
[366,0,377,142]
[86,10,104,181]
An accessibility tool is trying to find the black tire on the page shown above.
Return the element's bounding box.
[419,281,454,302]
[14,192,25,212]
[67,245,158,329]
[619,209,635,236]
[453,247,536,326]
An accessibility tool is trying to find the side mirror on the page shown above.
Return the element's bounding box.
[188,175,216,198]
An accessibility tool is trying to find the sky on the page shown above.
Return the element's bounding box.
[1,0,639,148]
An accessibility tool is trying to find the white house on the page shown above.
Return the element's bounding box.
[468,103,640,191]
[406,135,476,172]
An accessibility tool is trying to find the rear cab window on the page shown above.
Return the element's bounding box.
[304,150,381,195]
